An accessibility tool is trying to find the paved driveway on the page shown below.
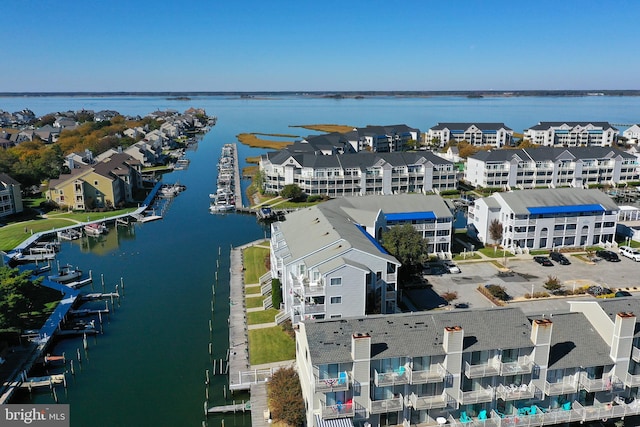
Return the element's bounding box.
[417,253,640,315]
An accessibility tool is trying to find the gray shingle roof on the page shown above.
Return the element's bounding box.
[547,312,612,369]
[430,123,512,131]
[468,146,635,162]
[527,122,618,131]
[304,307,534,364]
[494,188,619,215]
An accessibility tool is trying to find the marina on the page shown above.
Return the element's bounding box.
[210,143,241,213]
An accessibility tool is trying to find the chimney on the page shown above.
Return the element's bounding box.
[611,312,636,379]
[442,326,464,395]
[531,318,553,347]
[351,332,371,361]
[443,326,464,353]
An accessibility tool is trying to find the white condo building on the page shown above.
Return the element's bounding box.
[465,147,639,189]
[468,188,619,251]
[269,195,454,325]
[524,122,619,147]
[427,123,514,148]
[297,298,640,427]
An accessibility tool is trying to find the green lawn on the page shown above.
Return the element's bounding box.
[452,253,482,261]
[243,245,270,284]
[247,308,278,325]
[246,296,265,309]
[478,247,516,258]
[245,286,262,295]
[0,207,140,251]
[248,326,295,365]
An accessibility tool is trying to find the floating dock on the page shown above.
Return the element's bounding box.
[207,401,251,414]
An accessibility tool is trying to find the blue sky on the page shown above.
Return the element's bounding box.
[4,0,638,92]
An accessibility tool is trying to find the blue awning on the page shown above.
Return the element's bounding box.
[527,204,605,215]
[355,224,388,254]
[385,211,436,221]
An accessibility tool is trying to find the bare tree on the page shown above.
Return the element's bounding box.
[489,219,503,246]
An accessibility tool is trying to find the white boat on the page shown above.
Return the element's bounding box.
[49,264,82,283]
[84,222,107,236]
[58,229,81,240]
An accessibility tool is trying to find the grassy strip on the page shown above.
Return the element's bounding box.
[452,253,483,261]
[245,156,261,164]
[237,133,295,149]
[246,296,265,309]
[247,308,278,325]
[0,219,79,251]
[248,326,295,365]
[243,245,271,284]
[478,247,516,258]
[290,124,355,133]
[245,286,262,295]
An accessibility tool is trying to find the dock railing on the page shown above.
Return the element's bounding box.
[229,367,281,391]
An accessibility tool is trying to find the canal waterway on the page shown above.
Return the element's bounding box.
[4,94,640,426]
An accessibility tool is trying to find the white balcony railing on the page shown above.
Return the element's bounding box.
[374,368,409,387]
[543,376,578,396]
[464,360,500,379]
[625,372,640,387]
[369,394,403,414]
[304,304,326,315]
[457,386,494,405]
[633,346,640,363]
[408,392,448,410]
[578,372,617,392]
[495,382,536,401]
[321,402,355,420]
[410,363,446,384]
[315,371,350,393]
[499,356,533,376]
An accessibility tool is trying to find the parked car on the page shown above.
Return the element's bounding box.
[615,290,632,297]
[533,256,553,266]
[549,251,571,265]
[442,260,461,274]
[587,285,612,296]
[596,250,621,262]
[619,246,640,262]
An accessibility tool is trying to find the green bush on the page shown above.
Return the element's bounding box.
[271,278,282,309]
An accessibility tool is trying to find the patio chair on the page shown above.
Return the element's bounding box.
[478,410,487,420]
[562,402,571,411]
[460,411,472,423]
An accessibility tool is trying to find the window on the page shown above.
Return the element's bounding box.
[330,277,342,286]
[330,314,342,319]
[330,296,342,304]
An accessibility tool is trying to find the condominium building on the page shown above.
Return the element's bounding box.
[297,298,640,427]
[468,188,619,251]
[623,124,640,144]
[47,153,142,210]
[0,173,23,218]
[269,195,454,325]
[259,151,457,197]
[465,147,639,189]
[427,123,514,148]
[524,122,619,147]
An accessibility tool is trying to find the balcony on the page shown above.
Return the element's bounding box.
[385,290,396,302]
[293,282,325,297]
[543,377,578,396]
[632,346,640,363]
[499,356,534,375]
[408,392,448,410]
[369,394,403,414]
[457,386,494,405]
[315,372,350,393]
[495,382,536,401]
[464,360,500,379]
[304,304,326,315]
[578,372,617,392]
[410,363,446,384]
[321,402,355,420]
[625,372,640,387]
[374,368,409,387]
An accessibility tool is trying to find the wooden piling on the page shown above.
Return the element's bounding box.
[206,369,210,385]
[77,348,81,363]
[52,386,58,403]
[70,359,75,375]
[223,385,227,399]
[209,342,212,356]
[101,274,105,293]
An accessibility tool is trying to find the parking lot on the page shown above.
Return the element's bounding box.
[417,252,640,315]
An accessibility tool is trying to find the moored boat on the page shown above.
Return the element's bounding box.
[84,222,108,236]
[48,264,82,283]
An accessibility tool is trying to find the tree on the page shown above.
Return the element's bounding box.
[267,366,305,427]
[381,224,430,277]
[488,219,503,246]
[0,267,41,330]
[280,184,304,201]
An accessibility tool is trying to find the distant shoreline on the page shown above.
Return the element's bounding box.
[1,90,640,98]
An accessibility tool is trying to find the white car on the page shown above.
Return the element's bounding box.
[442,260,461,274]
[619,246,640,262]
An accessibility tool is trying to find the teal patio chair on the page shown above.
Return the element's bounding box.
[478,410,487,420]
[460,411,472,423]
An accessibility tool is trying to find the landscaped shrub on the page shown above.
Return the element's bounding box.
[271,278,282,309]
[267,366,305,427]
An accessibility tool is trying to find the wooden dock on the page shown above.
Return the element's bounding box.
[20,374,66,389]
[207,400,250,414]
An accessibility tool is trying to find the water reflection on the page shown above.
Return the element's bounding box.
[71,223,137,255]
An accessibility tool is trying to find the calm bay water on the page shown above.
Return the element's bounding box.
[3,94,640,427]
